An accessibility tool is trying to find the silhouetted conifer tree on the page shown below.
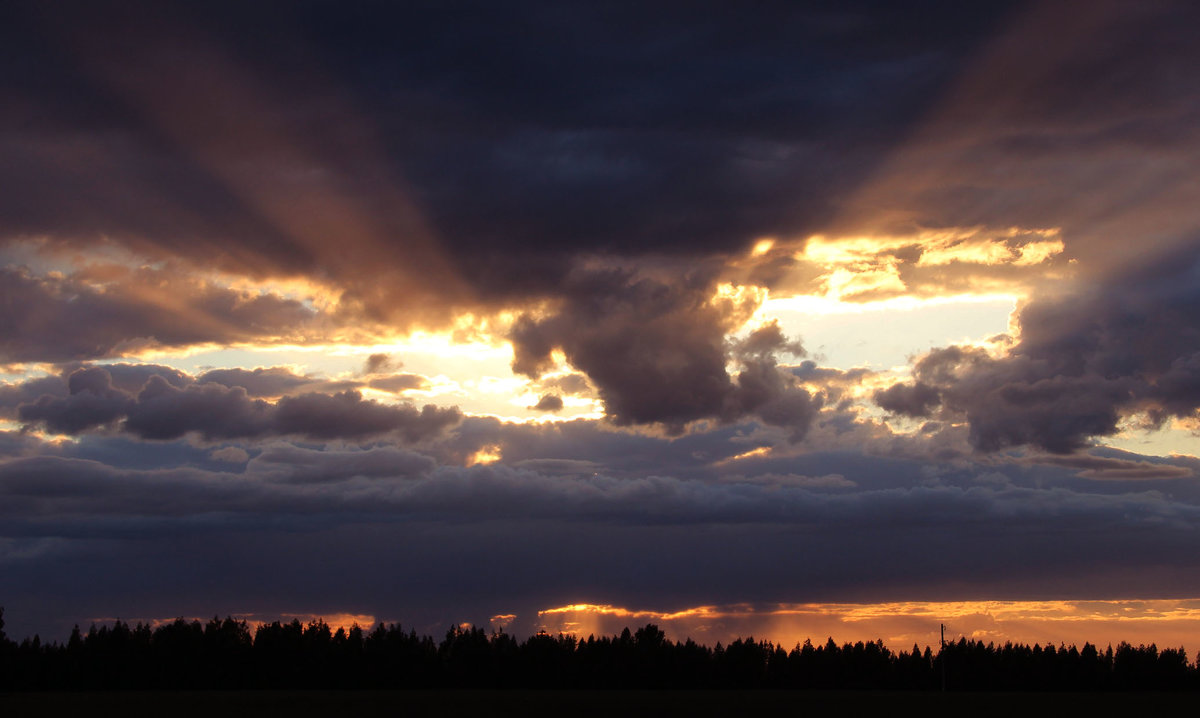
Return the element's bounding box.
[2,608,1199,691]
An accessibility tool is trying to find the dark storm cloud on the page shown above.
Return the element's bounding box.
[789,361,872,393]
[511,458,603,477]
[343,0,1014,274]
[1,0,1192,437]
[875,248,1200,453]
[197,367,316,397]
[824,2,1200,276]
[15,366,460,443]
[4,447,1197,533]
[1035,453,1193,481]
[0,1,1014,312]
[198,367,363,397]
[5,440,1200,640]
[536,373,592,397]
[101,363,193,393]
[120,377,272,440]
[0,430,43,459]
[510,270,820,433]
[733,320,805,360]
[17,367,132,434]
[366,374,430,393]
[0,267,316,362]
[271,391,459,443]
[249,444,436,483]
[433,416,750,480]
[432,414,898,488]
[363,353,398,375]
[509,269,741,427]
[0,374,71,417]
[0,363,193,420]
[874,380,942,418]
[530,394,563,413]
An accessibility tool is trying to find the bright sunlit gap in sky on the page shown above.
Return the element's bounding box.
[68,281,1023,425]
[760,293,1018,371]
[14,251,1198,458]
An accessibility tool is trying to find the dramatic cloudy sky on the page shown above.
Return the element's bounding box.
[4,0,1200,649]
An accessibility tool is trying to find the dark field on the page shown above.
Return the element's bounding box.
[2,690,1195,717]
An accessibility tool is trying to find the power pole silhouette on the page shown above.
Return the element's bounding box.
[940,623,947,692]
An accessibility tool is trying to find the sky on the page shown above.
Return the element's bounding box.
[4,0,1200,652]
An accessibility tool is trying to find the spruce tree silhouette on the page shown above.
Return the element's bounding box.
[1,609,1199,691]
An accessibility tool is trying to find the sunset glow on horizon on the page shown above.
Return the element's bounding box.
[533,599,1200,653]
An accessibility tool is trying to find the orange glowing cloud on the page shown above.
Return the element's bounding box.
[54,10,474,332]
[536,600,1200,651]
[86,612,376,634]
[778,227,1066,304]
[467,444,503,466]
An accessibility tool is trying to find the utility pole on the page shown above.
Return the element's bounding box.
[940,623,947,692]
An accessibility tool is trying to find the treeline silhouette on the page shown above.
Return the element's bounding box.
[0,608,1196,691]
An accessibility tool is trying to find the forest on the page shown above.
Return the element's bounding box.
[1,608,1196,691]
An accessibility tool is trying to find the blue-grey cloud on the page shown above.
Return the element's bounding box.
[876,248,1200,453]
[510,270,821,432]
[3,439,1200,640]
[15,366,460,443]
[0,267,317,363]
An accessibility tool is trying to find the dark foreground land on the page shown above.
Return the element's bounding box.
[2,690,1196,718]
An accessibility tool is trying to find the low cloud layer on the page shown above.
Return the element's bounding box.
[3,429,1200,640]
[0,267,318,362]
[14,365,460,443]
[876,248,1200,453]
[511,271,819,433]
